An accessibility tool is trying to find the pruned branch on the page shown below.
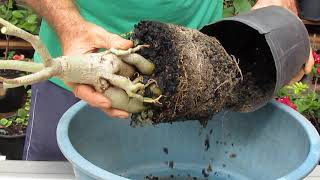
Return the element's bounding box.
[0,17,52,67]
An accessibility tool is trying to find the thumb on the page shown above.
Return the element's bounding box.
[96,28,133,50]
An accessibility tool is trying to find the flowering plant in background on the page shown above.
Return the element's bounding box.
[312,51,320,78]
[277,50,320,123]
[277,82,320,118]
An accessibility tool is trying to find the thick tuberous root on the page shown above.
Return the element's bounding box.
[0,17,161,113]
[130,20,276,127]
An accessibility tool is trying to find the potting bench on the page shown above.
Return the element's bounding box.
[0,160,319,179]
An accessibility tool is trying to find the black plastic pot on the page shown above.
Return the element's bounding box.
[0,69,27,113]
[201,6,310,112]
[297,0,320,21]
[0,134,25,160]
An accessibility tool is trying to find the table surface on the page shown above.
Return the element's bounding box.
[0,160,319,180]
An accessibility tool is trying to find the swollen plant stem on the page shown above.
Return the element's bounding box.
[0,60,44,72]
[0,17,52,67]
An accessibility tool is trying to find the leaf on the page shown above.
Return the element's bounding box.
[17,108,28,118]
[0,118,8,126]
[16,118,24,123]
[233,0,252,13]
[10,18,18,25]
[223,7,235,17]
[5,120,12,127]
[26,14,37,24]
[12,10,24,19]
[25,106,30,111]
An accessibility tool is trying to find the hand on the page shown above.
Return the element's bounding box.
[290,49,315,84]
[252,0,315,83]
[252,0,298,14]
[60,21,133,119]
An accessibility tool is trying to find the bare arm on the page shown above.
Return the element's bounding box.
[24,0,87,50]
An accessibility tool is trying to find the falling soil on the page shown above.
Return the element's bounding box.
[131,20,276,126]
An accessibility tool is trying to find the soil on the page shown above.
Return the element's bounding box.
[131,21,276,126]
[0,122,26,136]
[0,113,26,136]
[132,21,241,125]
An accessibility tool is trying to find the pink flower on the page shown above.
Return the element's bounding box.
[277,96,297,111]
[317,67,320,75]
[313,51,320,64]
[12,54,25,61]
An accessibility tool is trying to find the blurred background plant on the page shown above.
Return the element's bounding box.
[223,0,257,17]
[0,0,40,34]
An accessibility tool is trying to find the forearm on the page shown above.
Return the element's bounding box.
[24,0,85,40]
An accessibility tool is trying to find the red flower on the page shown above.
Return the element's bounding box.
[277,96,297,110]
[313,51,320,64]
[317,67,320,75]
[12,54,25,61]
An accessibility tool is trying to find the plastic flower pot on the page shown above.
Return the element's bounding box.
[297,0,320,21]
[0,69,27,113]
[0,113,25,160]
[201,6,310,112]
[57,100,320,180]
[0,134,25,160]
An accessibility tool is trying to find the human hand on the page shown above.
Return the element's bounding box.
[60,20,133,118]
[290,49,315,84]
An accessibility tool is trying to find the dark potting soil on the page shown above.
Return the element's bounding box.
[132,21,240,125]
[0,122,26,136]
[131,21,276,126]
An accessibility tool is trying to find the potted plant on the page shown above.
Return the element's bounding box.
[276,50,320,134]
[0,51,29,113]
[0,88,31,160]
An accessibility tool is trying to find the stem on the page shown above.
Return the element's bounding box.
[0,65,60,89]
[4,35,9,60]
[0,17,52,67]
[314,77,318,93]
[0,60,44,72]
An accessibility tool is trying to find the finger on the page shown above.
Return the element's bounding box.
[95,28,133,50]
[101,108,130,119]
[304,49,315,74]
[67,83,112,109]
[290,69,305,84]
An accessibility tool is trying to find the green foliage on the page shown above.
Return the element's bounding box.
[0,1,40,34]
[223,0,257,17]
[278,82,320,118]
[0,89,31,128]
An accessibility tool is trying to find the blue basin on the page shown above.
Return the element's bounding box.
[57,100,320,180]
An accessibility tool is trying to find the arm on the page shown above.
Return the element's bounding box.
[24,0,133,118]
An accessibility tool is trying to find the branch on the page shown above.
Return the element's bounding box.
[0,65,60,89]
[0,17,52,67]
[0,60,44,72]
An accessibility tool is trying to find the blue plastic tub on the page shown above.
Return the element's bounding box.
[57,100,320,180]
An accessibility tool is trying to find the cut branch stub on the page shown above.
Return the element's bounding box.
[0,18,52,67]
